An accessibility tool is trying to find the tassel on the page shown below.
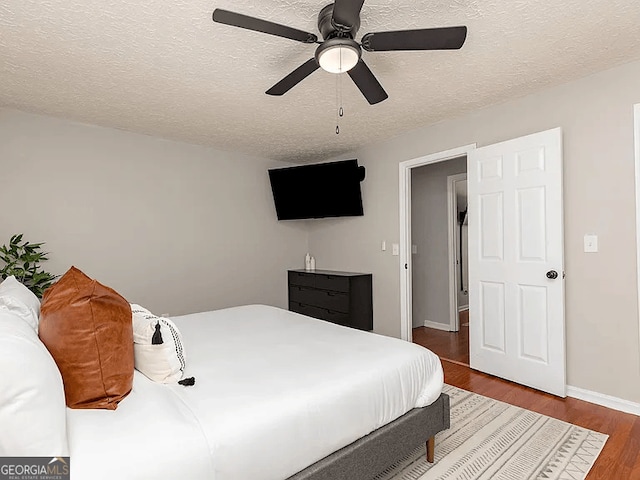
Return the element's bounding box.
[178,377,196,387]
[151,321,163,345]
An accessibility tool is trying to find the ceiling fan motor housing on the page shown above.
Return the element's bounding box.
[318,4,360,40]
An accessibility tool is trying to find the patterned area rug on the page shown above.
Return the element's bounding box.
[376,385,608,480]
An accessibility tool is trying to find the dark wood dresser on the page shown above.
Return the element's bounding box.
[288,269,373,331]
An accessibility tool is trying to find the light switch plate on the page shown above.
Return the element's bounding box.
[584,234,598,253]
[411,245,418,254]
[392,243,399,256]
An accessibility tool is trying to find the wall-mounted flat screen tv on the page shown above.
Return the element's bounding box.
[268,159,365,220]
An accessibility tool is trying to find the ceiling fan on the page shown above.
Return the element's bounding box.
[212,1,467,105]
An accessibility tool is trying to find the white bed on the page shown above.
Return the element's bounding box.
[66,304,444,480]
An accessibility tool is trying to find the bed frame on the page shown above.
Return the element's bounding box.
[286,392,450,480]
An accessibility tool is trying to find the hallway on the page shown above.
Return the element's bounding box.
[412,309,469,365]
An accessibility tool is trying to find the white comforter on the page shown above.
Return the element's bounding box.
[67,305,443,480]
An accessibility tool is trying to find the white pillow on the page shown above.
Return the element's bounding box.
[131,304,185,384]
[0,275,41,331]
[0,310,68,456]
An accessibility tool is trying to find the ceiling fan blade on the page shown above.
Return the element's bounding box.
[347,60,388,105]
[213,9,318,44]
[266,59,320,96]
[332,0,365,30]
[361,26,467,52]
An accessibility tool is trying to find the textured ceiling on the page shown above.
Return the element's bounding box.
[2,1,640,162]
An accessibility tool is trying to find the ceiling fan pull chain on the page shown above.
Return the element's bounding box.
[335,74,345,134]
[339,73,344,117]
[335,72,340,134]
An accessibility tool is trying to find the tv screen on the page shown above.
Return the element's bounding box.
[268,159,365,220]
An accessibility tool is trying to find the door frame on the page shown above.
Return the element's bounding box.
[634,103,640,359]
[399,144,476,341]
[447,173,468,332]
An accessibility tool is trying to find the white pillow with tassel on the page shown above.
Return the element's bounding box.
[130,304,185,384]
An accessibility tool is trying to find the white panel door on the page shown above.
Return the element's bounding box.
[468,128,565,396]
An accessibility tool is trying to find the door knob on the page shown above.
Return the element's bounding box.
[546,270,558,279]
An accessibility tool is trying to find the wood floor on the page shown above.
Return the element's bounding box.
[412,321,640,479]
[412,324,469,365]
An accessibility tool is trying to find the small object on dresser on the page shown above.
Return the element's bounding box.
[310,256,316,270]
[305,252,312,271]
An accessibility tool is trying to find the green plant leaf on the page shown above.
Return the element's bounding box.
[0,234,56,298]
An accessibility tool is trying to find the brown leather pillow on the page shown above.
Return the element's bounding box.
[39,266,134,410]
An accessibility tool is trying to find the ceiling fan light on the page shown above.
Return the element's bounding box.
[318,46,359,73]
[315,38,361,74]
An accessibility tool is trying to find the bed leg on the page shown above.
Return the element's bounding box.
[426,436,435,463]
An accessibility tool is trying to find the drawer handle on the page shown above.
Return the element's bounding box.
[326,292,338,297]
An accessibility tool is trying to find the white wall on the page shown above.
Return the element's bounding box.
[0,109,309,315]
[309,58,640,404]
[411,157,466,328]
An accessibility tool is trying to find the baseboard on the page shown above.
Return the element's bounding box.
[423,320,451,332]
[458,305,469,312]
[567,385,640,416]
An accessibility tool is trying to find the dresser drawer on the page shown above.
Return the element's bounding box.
[289,285,349,313]
[314,273,350,293]
[289,302,349,326]
[288,271,317,288]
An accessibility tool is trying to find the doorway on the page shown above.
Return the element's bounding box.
[399,144,476,342]
[409,161,470,365]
